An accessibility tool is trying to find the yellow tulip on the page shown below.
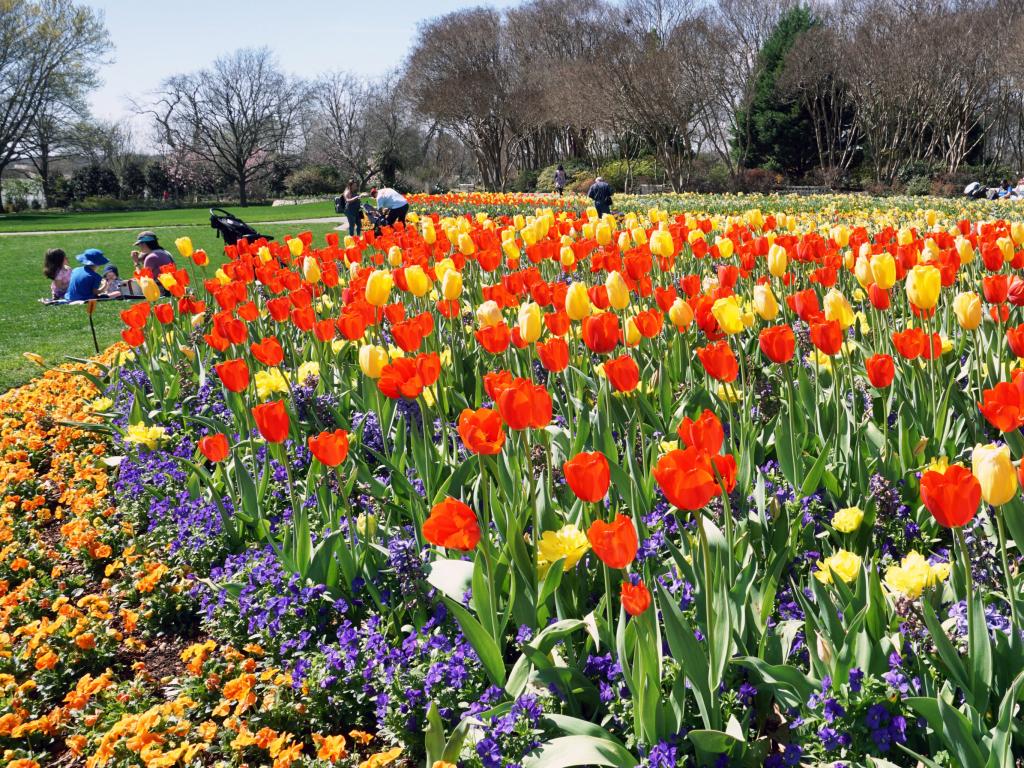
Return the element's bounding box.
[631,226,647,246]
[476,300,503,328]
[605,271,630,310]
[140,276,161,302]
[752,284,779,320]
[458,233,475,257]
[716,237,734,259]
[814,549,861,585]
[387,245,403,267]
[536,524,590,573]
[1012,221,1024,246]
[972,443,1017,506]
[869,253,896,290]
[565,282,591,321]
[560,246,575,267]
[405,265,431,297]
[365,270,393,307]
[650,230,674,258]
[422,222,436,245]
[897,227,914,246]
[955,236,975,264]
[441,270,462,300]
[998,236,1015,262]
[823,289,855,330]
[854,256,874,288]
[157,273,177,291]
[767,243,788,277]
[517,302,542,344]
[358,345,388,379]
[711,296,744,335]
[624,316,641,346]
[302,256,321,284]
[831,506,863,533]
[953,291,982,330]
[174,236,194,259]
[884,551,950,599]
[905,264,941,310]
[595,222,612,246]
[502,239,520,261]
[668,298,694,328]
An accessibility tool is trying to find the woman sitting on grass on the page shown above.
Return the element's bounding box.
[43,248,72,300]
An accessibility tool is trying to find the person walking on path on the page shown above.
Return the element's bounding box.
[554,165,567,196]
[588,176,613,217]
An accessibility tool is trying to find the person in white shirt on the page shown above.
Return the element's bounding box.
[370,186,409,226]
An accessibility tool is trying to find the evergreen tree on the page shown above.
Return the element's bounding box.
[735,6,818,179]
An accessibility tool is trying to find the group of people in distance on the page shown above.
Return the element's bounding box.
[339,181,409,237]
[42,230,175,303]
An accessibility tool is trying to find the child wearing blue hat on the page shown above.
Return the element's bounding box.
[65,249,111,302]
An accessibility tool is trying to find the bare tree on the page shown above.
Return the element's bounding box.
[0,0,108,205]
[141,48,304,206]
[777,23,860,186]
[405,8,527,190]
[306,71,379,186]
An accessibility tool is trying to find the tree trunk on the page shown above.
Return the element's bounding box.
[238,175,248,207]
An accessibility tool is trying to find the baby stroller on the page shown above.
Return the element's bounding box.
[362,202,389,236]
[209,208,274,246]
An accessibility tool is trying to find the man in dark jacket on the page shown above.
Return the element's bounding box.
[588,176,613,217]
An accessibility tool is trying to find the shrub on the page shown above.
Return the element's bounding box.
[596,156,657,192]
[536,161,589,194]
[285,165,341,197]
[509,168,539,193]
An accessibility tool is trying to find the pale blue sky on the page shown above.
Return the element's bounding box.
[88,0,513,131]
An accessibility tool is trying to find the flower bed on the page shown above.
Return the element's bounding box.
[4,196,1024,767]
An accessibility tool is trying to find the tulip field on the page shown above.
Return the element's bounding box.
[5,191,1024,768]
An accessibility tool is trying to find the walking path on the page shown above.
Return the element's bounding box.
[0,216,348,237]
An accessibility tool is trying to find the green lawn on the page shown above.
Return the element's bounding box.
[0,201,340,233]
[1,223,340,391]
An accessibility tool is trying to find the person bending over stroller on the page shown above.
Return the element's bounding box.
[370,186,409,226]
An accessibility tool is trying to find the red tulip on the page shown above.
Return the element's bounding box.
[496,378,552,430]
[215,358,250,393]
[677,409,725,454]
[251,337,284,367]
[252,400,290,443]
[308,429,350,466]
[920,465,980,528]
[582,312,620,354]
[653,447,719,511]
[696,341,738,383]
[809,320,843,356]
[476,322,512,354]
[423,497,480,551]
[537,337,570,372]
[759,325,795,364]
[865,354,895,388]
[563,451,611,502]
[198,433,229,463]
[587,514,638,569]
[457,407,506,455]
[978,380,1024,432]
[620,579,651,616]
[1007,323,1024,358]
[603,355,640,392]
[891,328,925,360]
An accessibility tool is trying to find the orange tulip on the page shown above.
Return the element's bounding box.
[676,410,724,454]
[620,579,651,616]
[563,451,611,502]
[654,447,719,511]
[252,400,290,443]
[603,355,640,392]
[920,465,980,528]
[308,429,350,466]
[457,407,506,455]
[198,433,230,463]
[587,514,638,569]
[423,497,480,551]
[696,341,738,383]
[215,358,250,393]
